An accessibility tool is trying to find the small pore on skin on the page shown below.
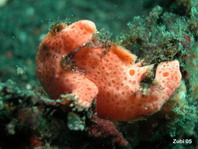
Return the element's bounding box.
[163,72,169,77]
[129,69,135,76]
[41,44,48,50]
[87,88,92,90]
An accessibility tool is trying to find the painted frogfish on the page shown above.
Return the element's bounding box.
[36,20,181,121]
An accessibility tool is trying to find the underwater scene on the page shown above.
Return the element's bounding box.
[0,0,198,149]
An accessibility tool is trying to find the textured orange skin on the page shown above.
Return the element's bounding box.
[36,20,182,121]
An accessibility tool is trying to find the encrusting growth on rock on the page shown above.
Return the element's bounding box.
[36,20,182,121]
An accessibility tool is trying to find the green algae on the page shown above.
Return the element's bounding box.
[117,5,193,66]
[67,112,86,131]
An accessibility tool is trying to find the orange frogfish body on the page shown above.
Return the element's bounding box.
[36,20,182,121]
